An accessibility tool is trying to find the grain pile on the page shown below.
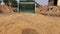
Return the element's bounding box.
[0,13,60,34]
[0,5,15,14]
[36,6,60,17]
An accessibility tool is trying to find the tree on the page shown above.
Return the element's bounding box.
[10,0,17,7]
[3,0,9,5]
[3,0,17,7]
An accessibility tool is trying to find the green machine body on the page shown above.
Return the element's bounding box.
[19,0,35,13]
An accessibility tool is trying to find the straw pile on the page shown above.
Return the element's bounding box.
[0,13,60,34]
[0,5,15,14]
[36,6,60,17]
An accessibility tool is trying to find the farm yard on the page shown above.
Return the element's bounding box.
[0,0,60,34]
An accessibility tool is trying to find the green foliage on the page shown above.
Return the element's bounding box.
[3,0,9,5]
[3,0,17,7]
[10,0,17,7]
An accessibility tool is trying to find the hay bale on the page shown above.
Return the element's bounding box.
[0,5,15,14]
[0,13,60,34]
[36,6,60,17]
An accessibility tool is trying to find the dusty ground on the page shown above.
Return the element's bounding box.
[0,13,60,34]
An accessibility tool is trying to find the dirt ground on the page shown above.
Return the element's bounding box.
[0,13,60,34]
